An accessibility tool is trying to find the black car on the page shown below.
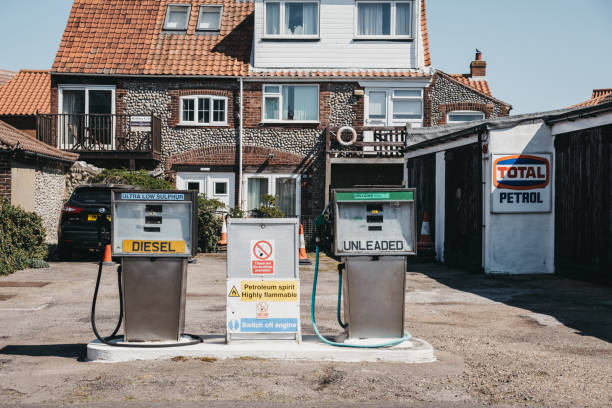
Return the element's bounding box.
[57,184,138,260]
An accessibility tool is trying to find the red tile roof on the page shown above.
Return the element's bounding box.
[0,70,50,115]
[570,89,612,108]
[0,120,78,162]
[248,70,429,78]
[0,69,17,87]
[421,0,431,67]
[53,0,253,76]
[448,73,491,96]
[52,0,432,78]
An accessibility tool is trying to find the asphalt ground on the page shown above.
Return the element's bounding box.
[0,253,611,407]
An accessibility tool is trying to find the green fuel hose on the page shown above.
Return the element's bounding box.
[310,245,413,348]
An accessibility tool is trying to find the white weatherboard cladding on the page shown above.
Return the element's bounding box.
[484,121,555,274]
[253,0,421,69]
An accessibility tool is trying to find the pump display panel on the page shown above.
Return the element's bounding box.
[111,190,197,257]
[332,188,416,256]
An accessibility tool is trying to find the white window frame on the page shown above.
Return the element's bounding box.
[261,84,319,123]
[185,180,205,194]
[446,110,485,123]
[354,0,414,40]
[263,0,320,39]
[57,84,116,149]
[364,87,422,126]
[197,5,223,32]
[163,4,192,31]
[179,95,228,126]
[213,179,229,196]
[243,173,301,217]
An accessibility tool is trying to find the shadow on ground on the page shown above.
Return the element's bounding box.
[0,344,87,361]
[412,262,612,344]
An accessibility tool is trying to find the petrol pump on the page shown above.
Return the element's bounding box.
[90,190,201,347]
[311,188,417,347]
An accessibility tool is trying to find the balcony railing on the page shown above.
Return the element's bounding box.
[325,126,408,158]
[36,113,161,158]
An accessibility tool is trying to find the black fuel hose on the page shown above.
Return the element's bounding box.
[90,259,202,348]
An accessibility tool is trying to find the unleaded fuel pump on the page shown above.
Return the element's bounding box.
[90,189,201,347]
[311,188,417,347]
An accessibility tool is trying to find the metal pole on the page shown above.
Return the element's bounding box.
[238,77,244,210]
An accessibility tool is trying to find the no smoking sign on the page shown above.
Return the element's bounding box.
[250,240,275,275]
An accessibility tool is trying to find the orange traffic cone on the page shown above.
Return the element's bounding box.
[102,244,114,265]
[298,224,311,265]
[417,211,435,258]
[218,213,228,246]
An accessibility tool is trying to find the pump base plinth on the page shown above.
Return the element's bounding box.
[87,334,435,363]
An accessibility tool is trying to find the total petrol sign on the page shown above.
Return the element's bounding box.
[491,153,552,213]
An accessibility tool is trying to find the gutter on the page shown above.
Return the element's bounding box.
[544,100,612,124]
[238,77,244,211]
[3,148,77,164]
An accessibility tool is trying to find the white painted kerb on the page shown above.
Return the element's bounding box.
[87,335,435,364]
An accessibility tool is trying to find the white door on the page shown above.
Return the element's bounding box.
[176,172,235,209]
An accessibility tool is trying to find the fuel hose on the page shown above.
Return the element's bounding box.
[310,206,412,348]
[91,256,201,347]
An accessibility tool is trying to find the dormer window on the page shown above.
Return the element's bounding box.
[264,1,319,38]
[355,1,413,39]
[198,5,223,31]
[164,4,191,31]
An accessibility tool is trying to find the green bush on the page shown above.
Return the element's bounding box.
[0,199,48,276]
[252,194,285,218]
[89,169,173,190]
[197,195,225,253]
[229,206,244,218]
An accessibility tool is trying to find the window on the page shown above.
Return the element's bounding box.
[447,111,485,123]
[264,1,319,37]
[214,181,228,195]
[245,174,301,217]
[187,181,202,193]
[197,5,222,31]
[164,4,191,31]
[58,85,116,149]
[262,84,319,122]
[365,88,422,126]
[179,95,227,126]
[356,1,412,38]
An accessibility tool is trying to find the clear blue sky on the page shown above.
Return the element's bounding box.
[0,0,610,114]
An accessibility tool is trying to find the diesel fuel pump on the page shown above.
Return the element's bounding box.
[311,188,417,348]
[90,189,201,347]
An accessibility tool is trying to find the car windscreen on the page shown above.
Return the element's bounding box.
[71,188,111,204]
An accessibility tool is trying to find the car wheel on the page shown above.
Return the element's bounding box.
[58,244,73,261]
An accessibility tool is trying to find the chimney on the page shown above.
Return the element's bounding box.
[592,88,612,99]
[470,49,486,78]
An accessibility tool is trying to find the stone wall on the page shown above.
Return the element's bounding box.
[34,165,67,243]
[425,73,510,126]
[65,161,102,199]
[118,79,360,216]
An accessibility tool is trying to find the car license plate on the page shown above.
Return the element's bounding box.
[88,215,111,221]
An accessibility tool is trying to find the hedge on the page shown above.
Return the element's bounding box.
[0,199,48,276]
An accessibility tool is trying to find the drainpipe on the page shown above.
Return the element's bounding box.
[238,77,244,210]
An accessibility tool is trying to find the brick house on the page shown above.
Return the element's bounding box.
[32,0,510,232]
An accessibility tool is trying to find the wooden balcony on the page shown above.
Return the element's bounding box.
[36,113,162,162]
[325,126,408,159]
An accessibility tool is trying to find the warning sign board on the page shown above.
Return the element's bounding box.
[250,240,274,275]
[239,280,298,302]
[226,278,299,335]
